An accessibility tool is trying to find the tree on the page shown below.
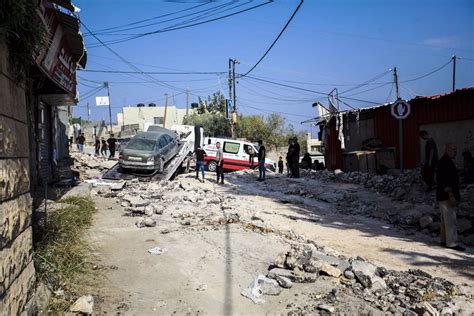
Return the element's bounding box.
[184,111,230,137]
[236,115,269,142]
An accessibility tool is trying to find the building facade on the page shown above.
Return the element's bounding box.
[321,88,474,172]
[0,0,85,313]
[120,106,190,131]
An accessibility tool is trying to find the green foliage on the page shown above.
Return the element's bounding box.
[34,196,97,312]
[184,111,231,137]
[196,91,227,114]
[0,0,47,80]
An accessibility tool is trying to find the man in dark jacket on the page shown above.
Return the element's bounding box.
[287,138,294,177]
[292,137,300,178]
[436,143,464,251]
[107,134,117,159]
[420,130,438,190]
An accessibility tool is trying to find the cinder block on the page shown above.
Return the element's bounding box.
[0,227,33,296]
[0,158,30,202]
[0,115,29,158]
[0,193,32,249]
[0,261,35,316]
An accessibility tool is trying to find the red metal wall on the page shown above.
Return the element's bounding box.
[324,117,343,170]
[326,88,474,170]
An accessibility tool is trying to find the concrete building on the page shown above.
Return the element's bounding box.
[120,106,190,131]
[0,0,86,313]
[306,132,324,156]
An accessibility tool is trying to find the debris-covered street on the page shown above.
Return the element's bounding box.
[63,153,473,315]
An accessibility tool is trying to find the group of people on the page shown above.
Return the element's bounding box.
[286,137,301,178]
[193,139,268,183]
[72,133,117,159]
[419,130,472,252]
[94,134,117,159]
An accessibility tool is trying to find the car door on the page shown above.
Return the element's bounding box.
[160,135,171,161]
[165,134,177,157]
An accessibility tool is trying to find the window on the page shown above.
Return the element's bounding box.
[127,138,156,151]
[243,144,254,156]
[164,134,174,143]
[159,136,168,149]
[224,142,240,154]
[153,117,164,125]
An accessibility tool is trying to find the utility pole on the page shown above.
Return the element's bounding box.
[229,58,239,138]
[104,82,113,133]
[163,93,168,128]
[86,102,90,122]
[185,88,189,117]
[452,55,456,92]
[393,67,404,172]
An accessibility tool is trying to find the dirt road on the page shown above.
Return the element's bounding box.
[88,171,474,314]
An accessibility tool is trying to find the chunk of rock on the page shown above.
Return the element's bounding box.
[319,262,342,278]
[419,215,434,229]
[123,195,149,207]
[69,295,94,315]
[354,271,372,288]
[144,217,156,227]
[285,245,312,269]
[414,302,439,316]
[317,304,335,313]
[144,205,155,216]
[274,253,287,268]
[268,268,317,283]
[344,270,355,280]
[274,275,293,289]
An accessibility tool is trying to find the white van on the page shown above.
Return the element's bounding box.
[203,137,276,172]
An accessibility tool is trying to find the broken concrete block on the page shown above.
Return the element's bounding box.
[319,262,342,278]
[274,275,293,289]
[274,253,287,268]
[69,295,94,315]
[268,268,317,283]
[144,218,156,227]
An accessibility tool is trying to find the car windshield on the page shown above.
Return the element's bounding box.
[126,138,156,151]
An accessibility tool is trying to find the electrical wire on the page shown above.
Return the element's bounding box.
[400,59,453,83]
[88,2,233,36]
[87,1,273,48]
[338,70,392,95]
[241,0,303,77]
[80,20,188,93]
[79,69,227,75]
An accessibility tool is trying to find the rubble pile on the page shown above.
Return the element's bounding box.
[260,244,472,314]
[71,153,117,179]
[307,169,474,245]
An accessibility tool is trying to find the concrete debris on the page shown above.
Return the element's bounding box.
[69,295,94,315]
[317,304,335,313]
[319,262,342,278]
[148,247,168,255]
[241,275,281,304]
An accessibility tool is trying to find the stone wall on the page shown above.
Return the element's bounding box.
[0,42,36,314]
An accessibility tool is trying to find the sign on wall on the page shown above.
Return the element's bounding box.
[96,96,110,106]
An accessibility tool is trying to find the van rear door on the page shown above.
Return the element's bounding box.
[222,141,244,170]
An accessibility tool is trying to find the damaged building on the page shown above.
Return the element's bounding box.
[0,0,86,313]
[317,88,474,172]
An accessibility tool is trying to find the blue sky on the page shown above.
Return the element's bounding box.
[74,0,474,132]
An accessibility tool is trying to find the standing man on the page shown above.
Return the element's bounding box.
[257,140,266,181]
[107,133,117,159]
[194,145,206,182]
[248,146,255,169]
[76,133,85,153]
[216,142,224,184]
[292,137,300,178]
[287,138,294,177]
[278,156,284,174]
[420,130,439,190]
[436,144,464,251]
[94,136,101,156]
[100,137,108,156]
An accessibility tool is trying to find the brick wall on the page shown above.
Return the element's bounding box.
[0,42,36,314]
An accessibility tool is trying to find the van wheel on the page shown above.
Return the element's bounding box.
[207,161,217,172]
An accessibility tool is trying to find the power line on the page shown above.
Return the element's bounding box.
[399,59,453,83]
[241,0,304,77]
[78,69,227,75]
[80,20,188,93]
[88,2,234,36]
[85,2,211,34]
[87,1,273,48]
[243,75,329,96]
[338,70,392,95]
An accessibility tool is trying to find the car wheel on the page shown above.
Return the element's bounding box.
[207,160,217,172]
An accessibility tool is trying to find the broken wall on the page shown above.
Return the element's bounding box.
[0,42,36,314]
[420,119,474,167]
